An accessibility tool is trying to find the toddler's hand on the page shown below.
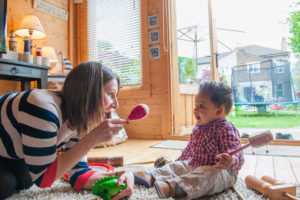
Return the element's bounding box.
[214,153,234,169]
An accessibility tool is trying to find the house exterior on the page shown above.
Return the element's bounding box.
[197,45,295,102]
[232,59,294,102]
[197,45,289,84]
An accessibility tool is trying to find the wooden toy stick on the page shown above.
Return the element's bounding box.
[232,185,245,200]
[228,130,273,156]
[245,175,298,200]
[261,175,284,186]
[129,160,155,165]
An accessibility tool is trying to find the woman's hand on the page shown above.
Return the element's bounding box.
[111,171,134,200]
[214,153,234,169]
[91,118,128,144]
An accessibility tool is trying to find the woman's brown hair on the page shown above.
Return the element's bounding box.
[61,61,120,134]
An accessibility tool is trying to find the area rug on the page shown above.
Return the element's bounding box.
[152,140,300,157]
[7,165,268,200]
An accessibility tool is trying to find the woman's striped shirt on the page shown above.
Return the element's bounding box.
[0,89,95,190]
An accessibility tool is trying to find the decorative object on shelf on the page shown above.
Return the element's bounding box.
[35,47,42,56]
[34,47,42,65]
[23,36,33,63]
[62,54,73,74]
[15,14,46,54]
[8,29,17,52]
[23,36,30,53]
[0,0,7,54]
[1,50,18,60]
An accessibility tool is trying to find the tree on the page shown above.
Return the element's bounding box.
[292,57,300,94]
[287,2,300,96]
[178,57,196,84]
[287,2,300,56]
[97,40,112,50]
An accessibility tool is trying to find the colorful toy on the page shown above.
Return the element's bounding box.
[154,156,172,168]
[228,130,273,156]
[245,175,297,200]
[92,176,126,200]
[127,104,149,121]
[63,163,114,181]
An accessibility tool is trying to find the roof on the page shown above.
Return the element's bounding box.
[197,45,289,65]
[236,45,289,58]
[197,51,231,65]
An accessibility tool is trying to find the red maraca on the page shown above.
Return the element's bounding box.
[127,104,149,121]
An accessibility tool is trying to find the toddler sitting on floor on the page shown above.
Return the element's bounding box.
[134,81,244,199]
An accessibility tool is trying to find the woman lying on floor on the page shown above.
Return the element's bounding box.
[0,62,134,200]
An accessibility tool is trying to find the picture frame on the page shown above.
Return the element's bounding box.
[149,31,159,44]
[149,46,160,59]
[148,15,159,29]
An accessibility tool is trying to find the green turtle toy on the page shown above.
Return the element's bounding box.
[92,176,126,200]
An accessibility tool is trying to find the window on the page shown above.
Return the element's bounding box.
[248,63,260,73]
[274,59,284,73]
[87,0,142,85]
[176,0,211,85]
[276,83,284,97]
[276,66,284,73]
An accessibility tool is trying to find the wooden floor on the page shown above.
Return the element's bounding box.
[88,139,300,186]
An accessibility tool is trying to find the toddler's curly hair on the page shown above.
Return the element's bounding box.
[199,81,233,114]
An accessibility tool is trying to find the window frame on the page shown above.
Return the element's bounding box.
[276,82,284,98]
[75,0,151,98]
[247,62,260,73]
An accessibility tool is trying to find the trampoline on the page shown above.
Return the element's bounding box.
[231,59,299,117]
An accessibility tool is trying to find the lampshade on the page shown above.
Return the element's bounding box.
[42,47,58,63]
[15,15,46,39]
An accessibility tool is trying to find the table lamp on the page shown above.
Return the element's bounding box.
[42,46,60,74]
[15,14,46,53]
[42,47,57,62]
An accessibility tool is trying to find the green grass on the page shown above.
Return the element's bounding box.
[227,110,300,128]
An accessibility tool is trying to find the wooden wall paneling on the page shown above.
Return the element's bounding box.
[3,0,69,93]
[0,81,20,95]
[75,0,174,139]
[68,0,74,64]
[140,0,150,91]
[120,0,173,139]
[185,95,193,126]
[208,0,219,81]
[192,94,196,124]
[75,1,87,64]
[168,0,181,137]
[180,95,186,126]
[8,0,69,56]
